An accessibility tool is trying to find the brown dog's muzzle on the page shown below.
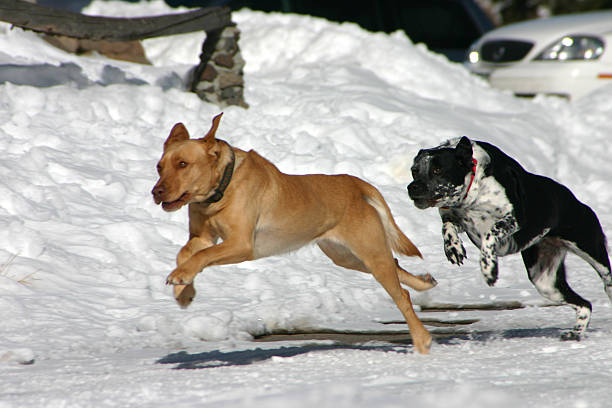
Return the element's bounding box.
[151,182,165,205]
[152,181,189,211]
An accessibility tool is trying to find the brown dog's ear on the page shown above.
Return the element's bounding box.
[201,113,223,144]
[164,123,190,152]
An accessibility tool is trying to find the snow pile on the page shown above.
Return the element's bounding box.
[0,1,611,407]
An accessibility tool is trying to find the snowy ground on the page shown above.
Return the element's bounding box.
[1,1,612,407]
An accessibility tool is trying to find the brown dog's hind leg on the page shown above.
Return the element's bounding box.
[320,228,431,353]
[317,241,436,293]
[318,239,369,272]
[370,257,432,354]
[395,259,437,291]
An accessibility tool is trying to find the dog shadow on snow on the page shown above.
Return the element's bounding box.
[156,327,568,370]
[157,344,410,370]
[435,326,567,345]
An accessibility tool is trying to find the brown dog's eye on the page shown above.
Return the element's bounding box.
[178,161,188,168]
[156,164,162,174]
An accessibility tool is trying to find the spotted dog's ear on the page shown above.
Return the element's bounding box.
[455,136,473,169]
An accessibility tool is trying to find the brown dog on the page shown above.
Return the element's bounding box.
[152,113,437,354]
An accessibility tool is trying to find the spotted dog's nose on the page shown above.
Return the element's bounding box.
[408,182,427,199]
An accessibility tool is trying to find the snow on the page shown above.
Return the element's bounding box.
[1,1,612,407]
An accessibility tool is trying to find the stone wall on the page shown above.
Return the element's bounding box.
[191,24,248,109]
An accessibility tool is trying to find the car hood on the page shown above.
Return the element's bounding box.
[480,10,612,43]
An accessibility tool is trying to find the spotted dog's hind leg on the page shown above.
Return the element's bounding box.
[521,239,592,341]
[552,206,612,336]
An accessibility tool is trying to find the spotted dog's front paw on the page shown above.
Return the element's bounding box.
[442,222,465,266]
[444,238,466,265]
[480,252,498,286]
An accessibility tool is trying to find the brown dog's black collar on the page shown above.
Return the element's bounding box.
[200,143,235,204]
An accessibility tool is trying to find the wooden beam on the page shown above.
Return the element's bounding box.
[0,0,231,41]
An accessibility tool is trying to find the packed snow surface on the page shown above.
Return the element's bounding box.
[1,1,612,407]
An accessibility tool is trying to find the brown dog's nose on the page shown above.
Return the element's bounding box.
[152,183,165,203]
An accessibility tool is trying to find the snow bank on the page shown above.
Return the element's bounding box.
[0,1,611,407]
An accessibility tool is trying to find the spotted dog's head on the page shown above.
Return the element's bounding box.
[407,136,475,209]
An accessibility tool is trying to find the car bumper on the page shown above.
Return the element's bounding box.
[471,61,612,99]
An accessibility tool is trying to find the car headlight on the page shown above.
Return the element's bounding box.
[463,40,482,64]
[535,36,604,61]
[467,49,480,64]
[465,42,481,64]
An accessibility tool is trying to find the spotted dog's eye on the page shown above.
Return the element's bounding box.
[178,161,188,168]
[432,167,442,176]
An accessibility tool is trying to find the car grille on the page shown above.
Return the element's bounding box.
[481,40,534,63]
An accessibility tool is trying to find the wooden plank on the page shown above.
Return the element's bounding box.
[381,317,480,326]
[0,0,231,41]
[419,301,526,312]
[253,317,479,344]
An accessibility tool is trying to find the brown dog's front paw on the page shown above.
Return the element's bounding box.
[173,283,196,309]
[166,267,195,286]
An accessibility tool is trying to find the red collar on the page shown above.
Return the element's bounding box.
[464,158,478,198]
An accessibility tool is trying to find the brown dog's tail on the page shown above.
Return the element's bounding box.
[363,188,422,258]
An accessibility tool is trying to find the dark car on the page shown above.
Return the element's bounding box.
[166,0,495,62]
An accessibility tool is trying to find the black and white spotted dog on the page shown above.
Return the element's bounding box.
[407,136,612,340]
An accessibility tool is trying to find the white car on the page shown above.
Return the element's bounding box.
[464,10,612,99]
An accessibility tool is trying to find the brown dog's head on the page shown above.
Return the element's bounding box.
[151,113,229,212]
